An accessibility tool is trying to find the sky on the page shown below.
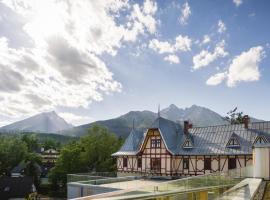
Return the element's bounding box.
[0,0,269,126]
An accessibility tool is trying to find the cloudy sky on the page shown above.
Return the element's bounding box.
[0,0,269,126]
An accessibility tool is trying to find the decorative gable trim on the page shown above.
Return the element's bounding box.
[138,128,173,155]
[226,134,240,148]
[182,139,193,148]
[254,135,268,145]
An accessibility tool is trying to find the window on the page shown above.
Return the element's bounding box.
[227,138,240,147]
[204,158,211,170]
[228,158,236,169]
[151,158,161,171]
[183,158,189,170]
[183,140,193,148]
[123,158,127,167]
[137,158,142,168]
[151,139,161,148]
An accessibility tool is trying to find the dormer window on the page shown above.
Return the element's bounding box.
[226,133,240,148]
[254,136,268,145]
[183,139,193,148]
[227,138,240,147]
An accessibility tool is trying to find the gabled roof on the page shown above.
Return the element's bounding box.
[113,118,270,156]
[251,129,270,144]
[0,176,35,199]
[112,129,144,156]
[150,117,183,154]
[11,161,27,174]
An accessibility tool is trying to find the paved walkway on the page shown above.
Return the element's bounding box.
[219,178,262,200]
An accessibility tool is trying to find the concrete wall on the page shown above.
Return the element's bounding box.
[253,146,270,180]
[67,183,119,199]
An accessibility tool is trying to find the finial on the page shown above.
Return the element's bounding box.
[158,104,160,118]
[132,118,135,130]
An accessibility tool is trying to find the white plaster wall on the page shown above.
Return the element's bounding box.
[254,147,270,179]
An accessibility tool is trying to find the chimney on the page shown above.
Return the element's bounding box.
[243,115,249,129]
[184,121,189,134]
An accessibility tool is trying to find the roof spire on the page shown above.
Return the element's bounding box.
[158,104,160,118]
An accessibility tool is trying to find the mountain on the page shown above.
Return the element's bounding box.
[0,111,73,133]
[59,110,157,138]
[60,104,232,138]
[161,104,228,127]
[160,104,185,120]
[2,104,263,138]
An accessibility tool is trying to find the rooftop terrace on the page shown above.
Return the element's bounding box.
[67,166,260,200]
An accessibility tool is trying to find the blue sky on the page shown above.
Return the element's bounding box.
[0,0,269,125]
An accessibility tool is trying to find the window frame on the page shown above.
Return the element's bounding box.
[204,157,211,170]
[151,139,161,148]
[228,158,236,170]
[150,158,161,171]
[137,158,142,168]
[227,138,240,147]
[183,139,193,148]
[123,157,127,168]
[183,158,189,170]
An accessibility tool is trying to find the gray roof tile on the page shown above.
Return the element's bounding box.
[113,118,270,156]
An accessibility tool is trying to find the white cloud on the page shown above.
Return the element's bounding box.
[149,35,192,54]
[164,54,180,64]
[179,2,191,25]
[124,0,158,42]
[193,40,228,70]
[0,0,158,117]
[149,35,191,64]
[233,0,243,7]
[149,39,174,54]
[174,35,192,51]
[206,72,227,86]
[202,35,211,45]
[218,20,226,33]
[206,46,265,87]
[58,112,93,126]
[227,46,264,87]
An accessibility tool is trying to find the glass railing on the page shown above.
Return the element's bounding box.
[67,172,117,183]
[79,165,254,200]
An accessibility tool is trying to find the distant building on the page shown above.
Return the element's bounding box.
[41,149,59,177]
[42,149,59,163]
[0,176,37,200]
[10,161,27,177]
[112,116,270,177]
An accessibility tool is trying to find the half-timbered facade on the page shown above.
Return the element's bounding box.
[112,116,270,177]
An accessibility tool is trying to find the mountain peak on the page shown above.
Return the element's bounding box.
[168,104,179,109]
[1,111,73,133]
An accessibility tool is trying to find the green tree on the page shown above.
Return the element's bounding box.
[49,142,84,190]
[225,107,245,124]
[43,138,58,150]
[80,125,122,172]
[21,134,40,152]
[48,125,123,190]
[0,136,28,175]
[24,153,42,188]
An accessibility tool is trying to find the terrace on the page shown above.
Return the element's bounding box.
[67,166,262,200]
